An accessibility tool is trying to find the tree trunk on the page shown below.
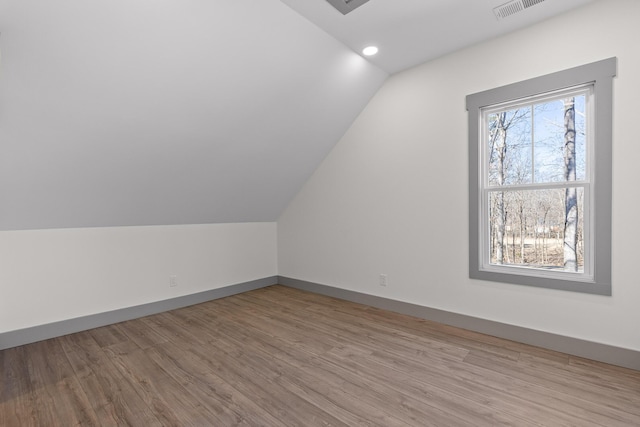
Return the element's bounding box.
[494,113,508,264]
[519,202,526,263]
[563,98,578,271]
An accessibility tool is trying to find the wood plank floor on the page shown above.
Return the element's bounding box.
[1,285,639,426]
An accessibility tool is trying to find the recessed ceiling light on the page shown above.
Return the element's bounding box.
[362,46,378,56]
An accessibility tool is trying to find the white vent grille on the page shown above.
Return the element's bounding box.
[326,0,371,15]
[493,0,546,20]
[522,0,546,8]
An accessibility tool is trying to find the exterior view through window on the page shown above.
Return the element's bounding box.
[483,87,590,276]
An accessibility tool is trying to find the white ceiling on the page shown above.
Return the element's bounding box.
[0,0,595,230]
[0,0,386,229]
[282,0,595,74]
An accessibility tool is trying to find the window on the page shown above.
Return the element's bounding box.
[467,58,616,295]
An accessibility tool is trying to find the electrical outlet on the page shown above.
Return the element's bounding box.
[379,274,387,287]
[169,275,178,287]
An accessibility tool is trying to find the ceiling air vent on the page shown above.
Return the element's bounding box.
[326,0,371,15]
[493,0,546,20]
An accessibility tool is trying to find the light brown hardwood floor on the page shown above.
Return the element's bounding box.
[1,285,639,426]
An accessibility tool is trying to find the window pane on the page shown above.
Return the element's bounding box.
[533,95,586,183]
[488,188,584,272]
[487,108,532,186]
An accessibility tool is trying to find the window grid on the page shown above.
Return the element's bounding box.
[479,86,594,281]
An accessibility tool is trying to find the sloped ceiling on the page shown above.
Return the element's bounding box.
[283,0,595,74]
[0,0,387,230]
[0,0,594,230]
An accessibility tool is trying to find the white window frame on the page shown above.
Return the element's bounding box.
[467,58,616,295]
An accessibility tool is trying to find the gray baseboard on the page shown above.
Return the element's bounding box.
[278,276,640,371]
[4,274,637,371]
[0,276,278,351]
